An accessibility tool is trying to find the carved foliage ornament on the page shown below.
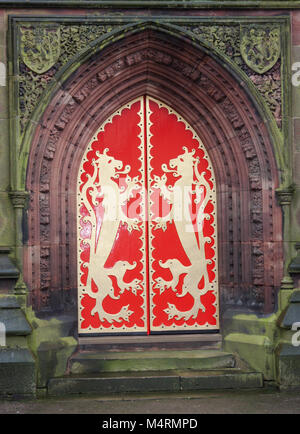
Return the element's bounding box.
[20,25,60,74]
[240,24,281,74]
[17,22,283,133]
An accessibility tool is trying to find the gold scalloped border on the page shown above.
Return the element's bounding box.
[146,96,219,332]
[77,97,148,334]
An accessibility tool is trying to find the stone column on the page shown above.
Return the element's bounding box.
[8,190,29,295]
[276,186,295,308]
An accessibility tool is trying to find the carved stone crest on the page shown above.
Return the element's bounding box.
[240,25,281,74]
[20,25,60,74]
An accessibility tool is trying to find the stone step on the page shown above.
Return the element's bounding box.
[48,369,263,397]
[78,333,222,352]
[69,349,235,374]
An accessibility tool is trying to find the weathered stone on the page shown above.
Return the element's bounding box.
[281,303,300,328]
[290,289,300,303]
[0,120,10,191]
[0,250,19,278]
[224,333,274,380]
[25,311,77,387]
[0,295,20,309]
[0,249,19,291]
[277,344,300,387]
[289,244,300,275]
[48,373,180,397]
[47,368,264,397]
[69,350,235,375]
[180,371,263,390]
[0,309,31,336]
[35,337,78,388]
[0,348,36,398]
[0,198,14,248]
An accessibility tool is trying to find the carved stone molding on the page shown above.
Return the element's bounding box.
[180,23,282,126]
[276,186,295,207]
[24,29,283,314]
[9,190,29,209]
[2,0,300,8]
[14,20,284,135]
[18,23,118,132]
[280,275,295,291]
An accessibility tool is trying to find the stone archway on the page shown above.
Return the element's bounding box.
[24,27,283,316]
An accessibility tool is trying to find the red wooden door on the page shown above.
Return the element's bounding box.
[77,96,219,335]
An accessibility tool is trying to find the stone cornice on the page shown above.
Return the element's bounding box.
[0,1,300,9]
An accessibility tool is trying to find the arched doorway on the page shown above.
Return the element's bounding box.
[77,96,218,335]
[24,27,282,326]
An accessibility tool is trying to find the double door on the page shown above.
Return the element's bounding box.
[77,96,219,335]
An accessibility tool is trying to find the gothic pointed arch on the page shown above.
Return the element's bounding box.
[25,27,283,315]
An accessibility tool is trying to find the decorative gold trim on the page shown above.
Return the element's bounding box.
[77,95,219,335]
[146,96,219,332]
[77,97,148,334]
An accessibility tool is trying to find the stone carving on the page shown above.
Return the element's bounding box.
[240,24,281,74]
[74,47,200,105]
[20,26,60,74]
[19,63,56,132]
[17,21,284,135]
[199,75,226,102]
[18,24,117,133]
[185,25,241,59]
[59,25,113,65]
[9,190,29,208]
[185,23,282,127]
[245,61,281,125]
[23,29,282,313]
[276,186,295,206]
[220,99,244,129]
